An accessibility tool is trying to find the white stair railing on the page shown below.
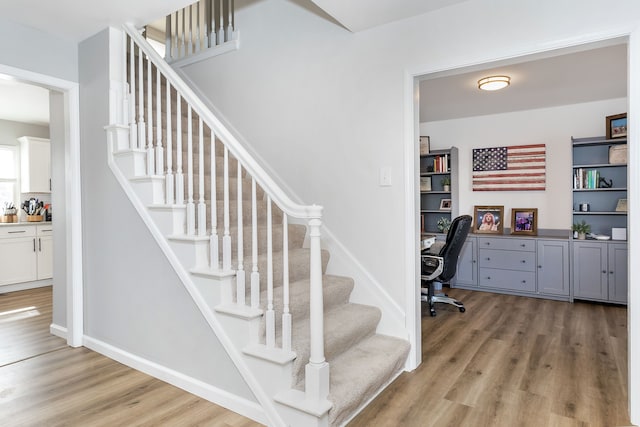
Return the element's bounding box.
[123,24,328,405]
[164,0,236,63]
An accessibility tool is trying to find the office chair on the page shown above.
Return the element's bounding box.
[421,214,472,317]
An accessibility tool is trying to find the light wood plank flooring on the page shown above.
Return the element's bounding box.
[0,287,262,427]
[349,289,632,427]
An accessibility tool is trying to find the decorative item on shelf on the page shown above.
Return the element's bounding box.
[598,177,613,188]
[473,205,504,234]
[439,199,452,211]
[572,220,591,240]
[419,136,430,156]
[441,176,451,192]
[1,202,18,223]
[608,144,627,164]
[511,208,538,235]
[615,198,627,212]
[579,203,590,212]
[22,197,45,222]
[606,113,627,139]
[420,176,432,192]
[436,217,451,234]
[612,227,627,241]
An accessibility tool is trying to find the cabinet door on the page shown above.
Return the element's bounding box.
[20,137,51,193]
[37,235,53,280]
[0,237,37,285]
[608,243,628,304]
[455,237,477,286]
[572,242,607,300]
[537,240,569,296]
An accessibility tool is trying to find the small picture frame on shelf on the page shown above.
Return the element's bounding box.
[419,136,430,155]
[439,199,452,211]
[615,198,627,212]
[606,113,627,139]
[473,205,504,234]
[511,208,538,235]
[420,176,432,192]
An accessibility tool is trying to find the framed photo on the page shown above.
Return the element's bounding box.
[439,198,452,211]
[511,208,538,235]
[473,205,504,234]
[616,198,627,212]
[420,176,432,192]
[419,136,430,155]
[606,113,627,139]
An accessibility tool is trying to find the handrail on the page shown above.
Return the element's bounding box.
[125,24,323,221]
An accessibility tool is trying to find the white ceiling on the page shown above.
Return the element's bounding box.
[0,1,629,126]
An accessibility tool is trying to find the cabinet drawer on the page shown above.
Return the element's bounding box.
[36,225,53,236]
[478,249,536,271]
[479,268,536,292]
[0,225,36,238]
[477,237,534,252]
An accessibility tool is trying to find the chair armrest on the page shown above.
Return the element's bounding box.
[421,254,444,281]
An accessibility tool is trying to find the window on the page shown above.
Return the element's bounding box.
[0,145,18,208]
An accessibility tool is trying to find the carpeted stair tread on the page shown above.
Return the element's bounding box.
[289,303,381,388]
[326,334,410,426]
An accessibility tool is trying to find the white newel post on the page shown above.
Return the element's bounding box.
[305,216,329,401]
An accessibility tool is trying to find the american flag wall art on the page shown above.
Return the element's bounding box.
[472,144,546,191]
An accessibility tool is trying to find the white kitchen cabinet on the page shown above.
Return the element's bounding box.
[0,225,37,285]
[36,225,53,280]
[19,136,51,193]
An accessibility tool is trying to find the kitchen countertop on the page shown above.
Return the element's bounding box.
[0,221,52,227]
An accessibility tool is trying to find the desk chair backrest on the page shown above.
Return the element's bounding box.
[436,215,472,282]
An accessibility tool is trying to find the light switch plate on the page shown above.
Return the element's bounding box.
[379,167,392,186]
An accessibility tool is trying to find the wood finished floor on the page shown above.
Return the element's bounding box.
[0,287,261,427]
[349,288,632,427]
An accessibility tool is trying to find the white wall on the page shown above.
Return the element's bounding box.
[180,0,640,310]
[78,29,255,401]
[0,18,78,82]
[421,98,627,230]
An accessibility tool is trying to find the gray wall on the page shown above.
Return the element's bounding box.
[0,119,48,144]
[79,29,254,400]
[0,18,78,82]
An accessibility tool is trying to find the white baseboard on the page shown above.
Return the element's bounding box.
[0,280,51,294]
[83,336,268,425]
[50,323,67,339]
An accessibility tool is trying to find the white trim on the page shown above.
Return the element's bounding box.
[0,279,51,294]
[403,26,639,416]
[83,336,267,426]
[0,63,83,349]
[49,323,67,339]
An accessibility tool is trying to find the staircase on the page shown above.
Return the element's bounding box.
[105,24,410,427]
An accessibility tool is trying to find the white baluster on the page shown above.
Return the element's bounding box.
[128,37,137,150]
[305,216,329,401]
[186,106,195,235]
[210,129,219,269]
[146,57,154,175]
[155,68,163,177]
[222,147,232,270]
[175,93,184,206]
[250,178,259,309]
[165,81,174,205]
[188,5,193,56]
[266,197,275,348]
[195,2,201,53]
[236,163,245,305]
[181,9,186,58]
[282,213,291,352]
[165,15,172,61]
[197,118,206,236]
[137,47,145,150]
[173,12,179,59]
[227,0,234,42]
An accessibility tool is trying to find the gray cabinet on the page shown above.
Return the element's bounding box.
[572,241,627,303]
[477,237,536,293]
[537,240,569,297]
[455,237,477,287]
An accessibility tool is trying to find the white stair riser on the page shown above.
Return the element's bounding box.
[130,178,165,204]
[168,238,209,269]
[148,206,186,236]
[114,151,147,178]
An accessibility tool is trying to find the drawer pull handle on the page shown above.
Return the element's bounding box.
[610,271,614,274]
[33,238,36,252]
[602,270,607,274]
[8,230,26,234]
[538,265,542,269]
[487,276,491,280]
[522,280,527,283]
[485,242,491,245]
[486,257,491,261]
[521,244,526,247]
[521,260,526,263]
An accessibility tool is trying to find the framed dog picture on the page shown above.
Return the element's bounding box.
[473,206,504,234]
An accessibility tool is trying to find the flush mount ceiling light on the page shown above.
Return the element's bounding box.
[478,75,510,91]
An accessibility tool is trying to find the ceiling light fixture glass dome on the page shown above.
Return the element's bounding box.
[478,75,510,91]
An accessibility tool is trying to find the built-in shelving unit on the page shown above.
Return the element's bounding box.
[572,136,627,235]
[419,147,458,235]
